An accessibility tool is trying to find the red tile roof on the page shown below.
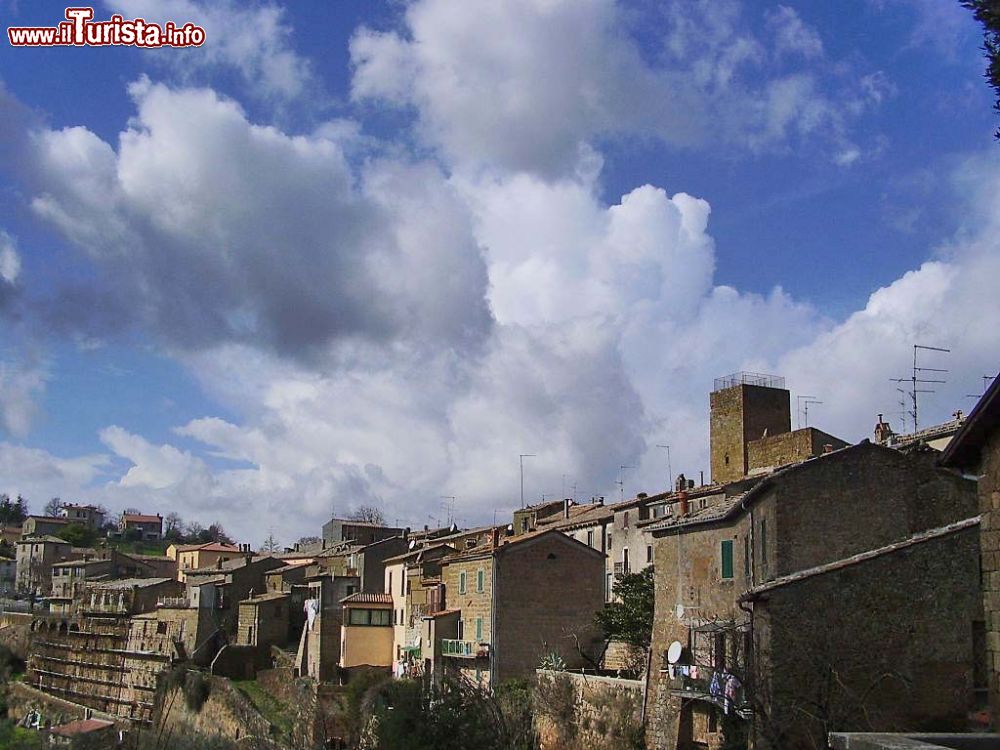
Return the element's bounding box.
[50,719,115,737]
[341,592,393,605]
[122,514,162,524]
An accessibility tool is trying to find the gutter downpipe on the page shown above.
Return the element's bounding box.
[491,550,498,685]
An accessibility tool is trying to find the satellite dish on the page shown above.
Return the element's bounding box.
[667,641,683,664]
[407,540,416,550]
[449,523,458,533]
[675,603,685,619]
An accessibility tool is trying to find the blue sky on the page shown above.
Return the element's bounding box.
[0,0,998,543]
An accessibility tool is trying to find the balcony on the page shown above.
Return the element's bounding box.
[440,639,490,659]
[156,596,189,609]
[614,562,630,578]
[666,667,749,718]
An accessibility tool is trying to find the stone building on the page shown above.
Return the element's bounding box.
[15,535,72,595]
[57,503,105,529]
[644,440,979,750]
[321,517,406,547]
[168,541,243,582]
[21,515,72,538]
[295,575,358,682]
[183,554,285,629]
[49,550,174,615]
[118,513,163,541]
[383,543,456,677]
[308,536,408,594]
[340,592,393,671]
[0,552,15,596]
[740,517,983,749]
[436,529,605,686]
[941,371,1000,725]
[709,371,848,484]
[535,500,615,599]
[237,591,291,652]
[512,499,566,536]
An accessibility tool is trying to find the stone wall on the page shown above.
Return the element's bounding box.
[441,554,493,684]
[977,426,1000,724]
[0,612,34,659]
[494,535,605,683]
[710,384,790,485]
[746,427,847,473]
[158,674,271,744]
[756,525,982,748]
[534,670,643,750]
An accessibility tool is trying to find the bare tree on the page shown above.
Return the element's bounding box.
[350,505,387,525]
[164,512,184,536]
[297,535,321,546]
[43,497,63,517]
[260,532,281,553]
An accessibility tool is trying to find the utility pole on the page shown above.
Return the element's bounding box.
[519,454,535,509]
[656,445,672,491]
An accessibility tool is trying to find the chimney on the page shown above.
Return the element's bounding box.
[637,492,648,500]
[677,491,689,517]
[216,557,224,570]
[563,498,571,519]
[823,444,834,454]
[490,527,500,548]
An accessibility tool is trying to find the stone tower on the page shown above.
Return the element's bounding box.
[710,372,791,484]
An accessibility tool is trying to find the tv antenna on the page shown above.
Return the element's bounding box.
[890,344,950,433]
[796,395,822,429]
[440,496,456,526]
[967,375,996,401]
[617,465,635,501]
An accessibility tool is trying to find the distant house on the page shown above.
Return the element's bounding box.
[22,516,71,539]
[340,592,393,673]
[119,513,163,541]
[0,552,15,596]
[429,529,606,687]
[167,541,243,582]
[15,536,73,595]
[57,503,105,529]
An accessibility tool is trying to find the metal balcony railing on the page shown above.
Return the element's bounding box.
[440,639,489,658]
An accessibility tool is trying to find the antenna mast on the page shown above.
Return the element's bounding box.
[891,344,950,433]
[618,465,635,501]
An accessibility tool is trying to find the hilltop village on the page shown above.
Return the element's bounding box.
[0,370,998,750]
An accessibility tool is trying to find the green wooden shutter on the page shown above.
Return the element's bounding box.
[721,540,734,579]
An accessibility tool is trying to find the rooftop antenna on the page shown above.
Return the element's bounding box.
[570,482,577,502]
[519,454,535,509]
[618,465,636,501]
[802,398,823,428]
[891,344,949,433]
[795,395,821,429]
[968,375,996,400]
[656,445,673,492]
[440,496,456,526]
[895,388,908,433]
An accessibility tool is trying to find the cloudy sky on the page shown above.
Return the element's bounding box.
[0,0,998,545]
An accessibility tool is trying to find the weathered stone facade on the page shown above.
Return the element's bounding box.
[710,381,791,485]
[747,522,982,748]
[535,669,643,750]
[645,441,980,750]
[746,426,848,474]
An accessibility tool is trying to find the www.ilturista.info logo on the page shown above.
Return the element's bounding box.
[8,7,205,47]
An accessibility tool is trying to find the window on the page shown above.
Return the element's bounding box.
[623,511,630,528]
[477,569,484,593]
[156,621,168,635]
[247,626,254,644]
[744,535,751,578]
[607,531,612,548]
[459,571,467,594]
[348,608,391,626]
[587,530,594,547]
[646,545,653,564]
[622,548,629,573]
[400,609,405,625]
[393,609,398,625]
[520,518,529,533]
[387,571,392,594]
[458,619,464,639]
[475,617,483,641]
[406,579,411,595]
[721,540,734,579]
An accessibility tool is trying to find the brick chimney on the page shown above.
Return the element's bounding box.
[677,491,689,517]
